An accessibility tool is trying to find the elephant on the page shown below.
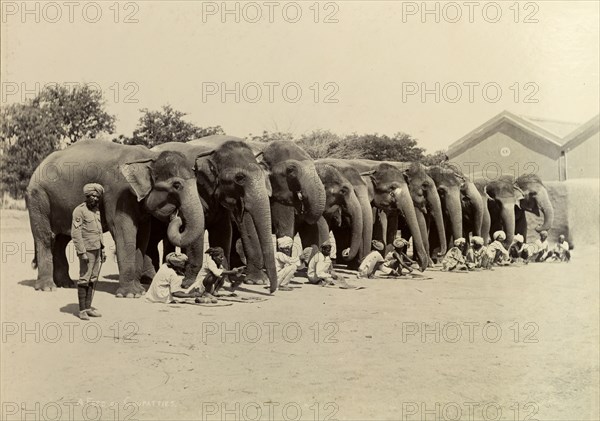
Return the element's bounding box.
[345,161,430,271]
[316,159,374,264]
[25,139,205,297]
[251,141,328,249]
[314,162,363,261]
[150,136,278,293]
[479,173,554,246]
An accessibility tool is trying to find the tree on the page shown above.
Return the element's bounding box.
[33,84,115,145]
[1,85,115,198]
[329,132,425,161]
[246,131,294,143]
[0,104,61,197]
[116,105,224,148]
[422,150,448,166]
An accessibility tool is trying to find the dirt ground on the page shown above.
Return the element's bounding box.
[1,210,598,421]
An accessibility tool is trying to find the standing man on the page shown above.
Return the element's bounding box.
[72,183,106,320]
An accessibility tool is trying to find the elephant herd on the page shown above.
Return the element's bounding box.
[26,135,554,298]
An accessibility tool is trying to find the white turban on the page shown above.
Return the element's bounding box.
[493,231,506,241]
[513,234,524,243]
[454,237,466,246]
[393,237,409,248]
[83,183,104,196]
[371,240,384,251]
[471,236,484,246]
[165,252,188,268]
[277,236,294,248]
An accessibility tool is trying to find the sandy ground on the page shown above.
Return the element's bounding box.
[1,210,598,421]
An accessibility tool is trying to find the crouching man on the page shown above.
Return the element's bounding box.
[307,242,341,286]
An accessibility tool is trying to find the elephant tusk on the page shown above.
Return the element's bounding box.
[170,209,179,221]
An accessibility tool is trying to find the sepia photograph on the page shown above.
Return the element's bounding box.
[1,1,599,420]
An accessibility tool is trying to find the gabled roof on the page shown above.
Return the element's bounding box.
[562,114,600,151]
[446,110,565,159]
[447,111,600,159]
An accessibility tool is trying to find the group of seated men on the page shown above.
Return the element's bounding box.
[145,229,572,303]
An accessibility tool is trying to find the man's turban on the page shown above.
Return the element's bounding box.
[83,183,104,197]
[166,252,188,268]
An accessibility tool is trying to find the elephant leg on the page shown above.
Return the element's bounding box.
[109,209,146,298]
[234,213,270,285]
[146,216,166,272]
[385,212,399,255]
[137,216,156,285]
[372,209,386,244]
[26,189,56,291]
[515,208,528,242]
[52,234,74,288]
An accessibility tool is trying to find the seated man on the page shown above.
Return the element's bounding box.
[194,247,245,300]
[484,231,510,267]
[146,252,203,303]
[466,236,487,269]
[307,242,342,285]
[508,234,529,263]
[529,230,550,262]
[547,234,571,262]
[441,238,469,271]
[357,240,386,278]
[275,236,301,291]
[380,237,415,276]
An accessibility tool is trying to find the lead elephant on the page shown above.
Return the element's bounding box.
[481,174,554,246]
[315,163,363,261]
[26,139,205,297]
[151,136,278,293]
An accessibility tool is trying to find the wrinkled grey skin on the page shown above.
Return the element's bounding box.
[315,163,363,261]
[151,136,278,293]
[26,140,205,297]
[316,159,374,263]
[249,141,328,250]
[482,174,554,246]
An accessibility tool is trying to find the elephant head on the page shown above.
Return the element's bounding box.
[315,163,363,261]
[426,165,465,245]
[194,140,278,293]
[403,163,447,258]
[121,151,204,250]
[485,174,553,246]
[258,141,326,236]
[360,163,428,271]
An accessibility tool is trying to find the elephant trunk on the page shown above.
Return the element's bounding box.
[446,189,464,243]
[464,181,484,236]
[298,164,327,225]
[427,185,447,256]
[356,186,373,260]
[395,187,428,272]
[415,209,432,266]
[342,189,364,260]
[500,198,516,247]
[247,178,278,293]
[167,178,205,248]
[535,187,554,233]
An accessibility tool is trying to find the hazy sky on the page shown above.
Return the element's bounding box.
[2,1,599,152]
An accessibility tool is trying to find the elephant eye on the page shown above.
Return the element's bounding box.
[172,181,183,191]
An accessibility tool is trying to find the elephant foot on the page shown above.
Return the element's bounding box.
[244,270,269,285]
[54,277,76,288]
[115,281,146,298]
[35,279,57,292]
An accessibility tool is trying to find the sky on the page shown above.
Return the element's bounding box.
[2,1,599,152]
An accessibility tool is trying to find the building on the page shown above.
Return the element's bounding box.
[446,111,600,181]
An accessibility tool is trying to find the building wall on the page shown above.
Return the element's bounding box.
[566,131,600,179]
[449,131,560,181]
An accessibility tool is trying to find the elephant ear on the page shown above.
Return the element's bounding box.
[254,152,272,197]
[195,154,218,194]
[120,159,154,202]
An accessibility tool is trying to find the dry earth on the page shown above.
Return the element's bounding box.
[1,210,598,420]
